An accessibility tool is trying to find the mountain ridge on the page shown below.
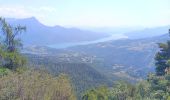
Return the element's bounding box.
[6,17,110,45]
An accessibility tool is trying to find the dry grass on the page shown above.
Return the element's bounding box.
[0,69,76,100]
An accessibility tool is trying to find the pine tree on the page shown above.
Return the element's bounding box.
[155,29,170,76]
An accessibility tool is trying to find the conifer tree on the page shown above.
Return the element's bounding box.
[155,29,170,75]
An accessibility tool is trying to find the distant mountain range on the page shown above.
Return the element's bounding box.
[6,17,110,45]
[124,26,170,39]
[81,26,170,39]
[6,17,169,46]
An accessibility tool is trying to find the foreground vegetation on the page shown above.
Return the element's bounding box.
[0,17,170,100]
[82,74,170,100]
[0,68,76,100]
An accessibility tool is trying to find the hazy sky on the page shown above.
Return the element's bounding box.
[0,0,169,27]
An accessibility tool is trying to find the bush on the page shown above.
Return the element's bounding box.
[0,69,76,100]
[0,67,10,77]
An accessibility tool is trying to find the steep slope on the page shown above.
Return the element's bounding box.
[6,17,110,45]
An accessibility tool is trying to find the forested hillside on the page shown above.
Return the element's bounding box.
[68,34,169,80]
[26,54,112,99]
[22,32,170,99]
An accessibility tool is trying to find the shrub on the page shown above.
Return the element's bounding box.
[0,67,10,77]
[0,69,76,100]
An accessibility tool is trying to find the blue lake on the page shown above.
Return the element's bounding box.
[48,34,128,49]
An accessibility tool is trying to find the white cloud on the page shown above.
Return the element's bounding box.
[0,6,32,18]
[0,6,57,18]
[0,5,58,26]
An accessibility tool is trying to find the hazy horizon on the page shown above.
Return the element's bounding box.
[0,0,169,28]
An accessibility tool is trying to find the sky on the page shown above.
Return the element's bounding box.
[0,0,169,28]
